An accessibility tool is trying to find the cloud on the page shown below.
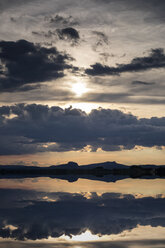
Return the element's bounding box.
[92,31,109,51]
[32,30,57,39]
[92,31,109,45]
[0,189,165,240]
[86,48,165,76]
[57,27,80,44]
[81,92,165,105]
[32,26,80,45]
[82,92,131,103]
[131,81,155,86]
[129,0,165,24]
[0,104,165,155]
[93,0,165,24]
[0,39,74,92]
[0,0,39,13]
[45,14,79,27]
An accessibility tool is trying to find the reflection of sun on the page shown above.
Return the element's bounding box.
[71,82,88,97]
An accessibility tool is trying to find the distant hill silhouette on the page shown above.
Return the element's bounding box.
[0,161,165,182]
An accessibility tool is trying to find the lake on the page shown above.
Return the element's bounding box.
[0,176,165,248]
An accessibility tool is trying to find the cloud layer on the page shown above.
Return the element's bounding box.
[0,104,165,155]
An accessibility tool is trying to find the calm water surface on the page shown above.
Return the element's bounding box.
[0,177,165,248]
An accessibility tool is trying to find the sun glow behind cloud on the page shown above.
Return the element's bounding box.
[71,81,89,97]
[66,230,100,241]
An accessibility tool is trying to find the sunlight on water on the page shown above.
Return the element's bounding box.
[0,177,164,196]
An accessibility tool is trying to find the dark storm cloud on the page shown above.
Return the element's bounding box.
[0,104,165,155]
[0,135,46,155]
[0,189,165,240]
[32,27,80,44]
[0,39,74,92]
[86,48,165,76]
[32,27,80,45]
[57,27,80,44]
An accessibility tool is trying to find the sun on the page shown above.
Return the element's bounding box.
[71,81,88,97]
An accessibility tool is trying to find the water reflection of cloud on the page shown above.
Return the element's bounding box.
[0,189,165,241]
[0,178,165,196]
[0,239,165,248]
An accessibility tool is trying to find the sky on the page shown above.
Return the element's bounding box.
[0,0,165,165]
